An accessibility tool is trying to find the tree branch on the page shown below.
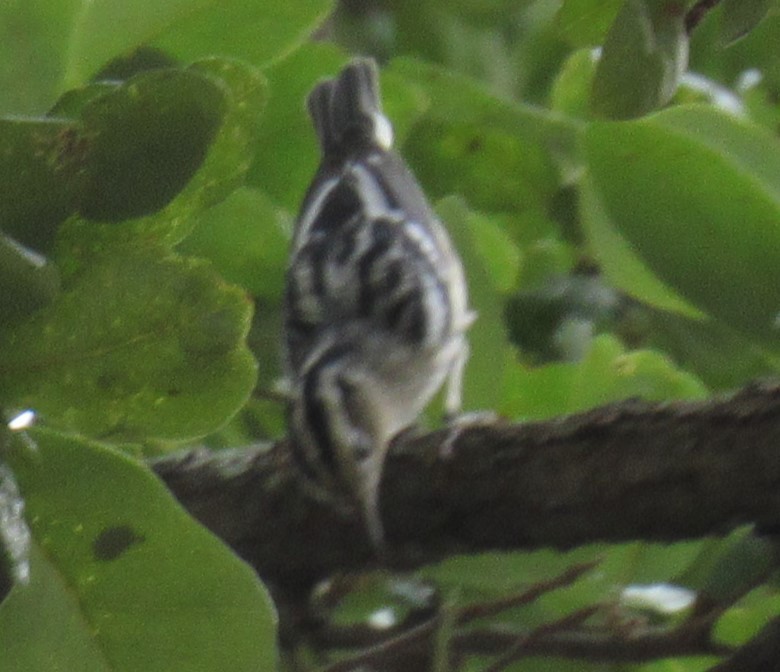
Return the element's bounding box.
[152,381,780,599]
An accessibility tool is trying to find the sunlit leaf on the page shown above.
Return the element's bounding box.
[554,0,624,47]
[0,430,276,672]
[550,48,598,118]
[0,250,256,441]
[502,335,707,421]
[0,1,76,114]
[585,105,780,351]
[63,0,333,88]
[154,0,335,68]
[590,0,688,119]
[180,187,290,302]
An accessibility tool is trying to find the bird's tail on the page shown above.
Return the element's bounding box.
[307,58,394,156]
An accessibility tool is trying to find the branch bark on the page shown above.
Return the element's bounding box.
[152,380,780,600]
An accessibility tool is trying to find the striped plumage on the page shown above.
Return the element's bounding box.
[284,58,474,550]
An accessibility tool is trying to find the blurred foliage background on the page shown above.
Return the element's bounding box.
[0,0,779,670]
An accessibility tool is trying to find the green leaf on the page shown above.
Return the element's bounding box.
[424,546,603,598]
[180,187,290,302]
[63,0,208,87]
[516,233,576,291]
[0,429,276,672]
[584,105,780,351]
[2,543,109,672]
[0,250,257,442]
[720,0,775,45]
[62,0,333,89]
[618,540,706,587]
[435,197,512,412]
[0,1,76,114]
[549,48,598,118]
[646,308,776,390]
[716,587,780,646]
[168,58,267,221]
[3,59,264,256]
[0,0,322,113]
[154,0,335,68]
[247,42,348,211]
[465,211,521,294]
[554,0,624,47]
[78,68,227,222]
[422,540,704,637]
[389,56,577,214]
[698,528,775,605]
[568,335,707,410]
[48,82,121,118]
[0,117,86,251]
[721,11,780,92]
[58,58,267,258]
[502,335,707,421]
[405,117,556,216]
[379,67,433,148]
[590,0,688,119]
[741,76,780,136]
[0,235,60,323]
[500,352,569,421]
[94,47,182,82]
[580,173,704,318]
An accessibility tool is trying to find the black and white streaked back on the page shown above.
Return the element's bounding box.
[283,58,473,548]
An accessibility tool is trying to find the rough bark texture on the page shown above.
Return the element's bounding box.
[152,380,780,600]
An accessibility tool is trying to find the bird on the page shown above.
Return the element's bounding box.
[283,57,474,551]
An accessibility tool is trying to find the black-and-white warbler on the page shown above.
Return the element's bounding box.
[284,58,474,550]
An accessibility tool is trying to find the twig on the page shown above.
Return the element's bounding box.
[479,606,600,672]
[456,560,600,624]
[454,621,733,663]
